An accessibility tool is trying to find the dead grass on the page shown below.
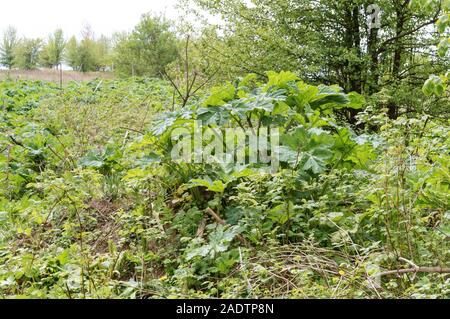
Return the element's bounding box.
[0,69,115,83]
[230,241,379,298]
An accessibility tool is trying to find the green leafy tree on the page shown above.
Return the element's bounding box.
[14,38,42,70]
[40,29,66,69]
[0,26,19,69]
[94,35,113,71]
[65,26,111,72]
[113,14,178,77]
[412,0,450,97]
[65,36,80,70]
[76,24,101,72]
[77,38,98,72]
[188,0,443,119]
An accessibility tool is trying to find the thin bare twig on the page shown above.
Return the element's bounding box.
[378,266,450,277]
[205,207,248,246]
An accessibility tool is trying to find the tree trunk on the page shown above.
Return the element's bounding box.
[344,3,363,124]
[367,26,380,94]
[388,0,409,119]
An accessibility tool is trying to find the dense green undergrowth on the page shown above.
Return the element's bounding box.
[0,74,448,299]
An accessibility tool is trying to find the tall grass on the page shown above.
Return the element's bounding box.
[0,68,115,83]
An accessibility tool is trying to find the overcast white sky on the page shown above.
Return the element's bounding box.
[0,0,181,39]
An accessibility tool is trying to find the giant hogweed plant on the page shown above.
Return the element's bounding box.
[131,72,375,248]
[147,70,369,176]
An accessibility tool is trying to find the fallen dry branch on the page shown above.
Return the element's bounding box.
[205,207,249,246]
[378,266,450,277]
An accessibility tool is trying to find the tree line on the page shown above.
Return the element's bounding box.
[0,14,178,75]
